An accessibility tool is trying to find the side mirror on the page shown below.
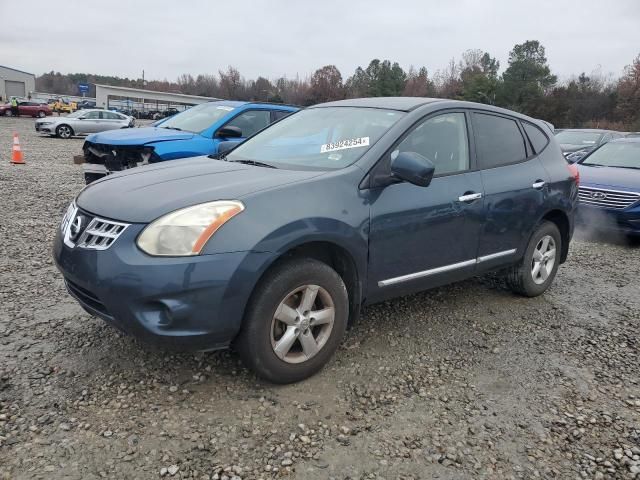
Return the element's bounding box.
[390,151,436,187]
[216,126,242,138]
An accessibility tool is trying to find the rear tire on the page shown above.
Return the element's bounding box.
[4,110,12,117]
[236,258,348,384]
[506,221,562,297]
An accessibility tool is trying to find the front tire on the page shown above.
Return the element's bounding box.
[38,111,46,118]
[4,110,12,117]
[56,124,73,139]
[506,221,562,297]
[236,258,349,384]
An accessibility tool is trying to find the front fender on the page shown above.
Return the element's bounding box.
[151,136,216,161]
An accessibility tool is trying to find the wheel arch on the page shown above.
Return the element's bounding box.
[242,240,363,330]
[539,209,571,263]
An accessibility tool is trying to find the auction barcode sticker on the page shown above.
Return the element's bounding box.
[320,137,370,153]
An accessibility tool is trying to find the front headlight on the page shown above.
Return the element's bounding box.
[136,201,244,256]
[39,121,53,125]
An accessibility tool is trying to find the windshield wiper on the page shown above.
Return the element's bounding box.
[227,159,277,169]
[161,126,182,131]
[610,166,640,170]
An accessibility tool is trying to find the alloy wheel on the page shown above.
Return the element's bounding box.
[59,126,71,138]
[270,285,335,364]
[531,235,556,285]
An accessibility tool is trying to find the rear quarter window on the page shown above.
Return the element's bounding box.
[473,113,527,169]
[523,122,550,154]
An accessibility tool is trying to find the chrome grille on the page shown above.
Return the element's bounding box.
[60,202,77,234]
[578,186,640,210]
[76,218,129,250]
[61,201,129,250]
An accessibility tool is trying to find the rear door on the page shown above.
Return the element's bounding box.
[101,111,127,130]
[471,111,550,269]
[80,111,102,133]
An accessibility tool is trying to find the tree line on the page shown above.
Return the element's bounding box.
[35,40,640,130]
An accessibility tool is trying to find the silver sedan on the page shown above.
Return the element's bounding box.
[35,109,134,139]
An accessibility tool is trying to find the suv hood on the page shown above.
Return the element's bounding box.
[577,164,640,192]
[76,156,323,223]
[88,127,196,145]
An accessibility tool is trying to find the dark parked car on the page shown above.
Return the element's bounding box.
[576,137,640,239]
[53,98,579,383]
[77,100,97,110]
[555,129,625,163]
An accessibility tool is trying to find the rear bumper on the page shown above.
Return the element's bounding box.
[576,203,640,236]
[53,222,271,350]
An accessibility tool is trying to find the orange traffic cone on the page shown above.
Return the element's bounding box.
[11,133,24,164]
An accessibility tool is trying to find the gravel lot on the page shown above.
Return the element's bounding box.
[1,116,639,480]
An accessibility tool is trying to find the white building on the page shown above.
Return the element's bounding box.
[95,84,216,112]
[0,65,36,101]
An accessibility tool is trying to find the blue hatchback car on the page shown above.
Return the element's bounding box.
[576,137,640,238]
[80,100,298,183]
[54,97,578,383]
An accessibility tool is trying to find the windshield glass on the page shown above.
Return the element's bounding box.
[581,142,640,169]
[226,107,404,170]
[159,102,237,133]
[67,111,85,118]
[555,131,602,145]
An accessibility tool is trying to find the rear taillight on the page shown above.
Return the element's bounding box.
[567,163,580,185]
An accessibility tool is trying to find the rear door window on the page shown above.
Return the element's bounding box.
[522,122,550,154]
[473,113,527,169]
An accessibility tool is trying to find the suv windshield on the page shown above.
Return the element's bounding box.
[581,142,640,169]
[555,131,602,145]
[226,107,404,170]
[160,102,237,133]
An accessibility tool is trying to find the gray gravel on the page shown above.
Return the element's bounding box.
[1,116,639,479]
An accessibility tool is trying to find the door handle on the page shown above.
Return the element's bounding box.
[532,181,546,190]
[458,192,483,203]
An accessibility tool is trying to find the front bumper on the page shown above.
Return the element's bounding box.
[35,123,55,134]
[576,203,640,237]
[53,219,270,350]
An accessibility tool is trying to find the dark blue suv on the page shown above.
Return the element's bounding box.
[54,97,579,383]
[81,100,298,183]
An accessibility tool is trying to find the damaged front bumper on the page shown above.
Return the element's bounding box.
[80,141,159,183]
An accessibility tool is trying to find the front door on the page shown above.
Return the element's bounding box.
[367,111,484,302]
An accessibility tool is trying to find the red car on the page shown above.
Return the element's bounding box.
[1,101,52,118]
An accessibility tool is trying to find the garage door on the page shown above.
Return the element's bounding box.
[5,80,26,98]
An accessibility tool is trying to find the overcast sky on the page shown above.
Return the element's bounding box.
[1,0,639,83]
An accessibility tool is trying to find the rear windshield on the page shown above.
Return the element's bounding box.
[226,107,404,170]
